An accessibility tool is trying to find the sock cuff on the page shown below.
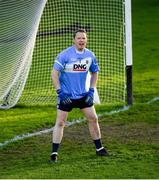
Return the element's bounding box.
[96,147,104,152]
[51,152,58,155]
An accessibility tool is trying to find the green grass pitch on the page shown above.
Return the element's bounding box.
[0,0,159,178]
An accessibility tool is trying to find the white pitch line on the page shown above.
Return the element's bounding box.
[0,97,159,148]
[146,96,159,104]
[0,128,53,147]
[98,105,130,118]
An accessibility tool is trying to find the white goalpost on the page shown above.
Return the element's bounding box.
[124,0,133,105]
[0,0,133,109]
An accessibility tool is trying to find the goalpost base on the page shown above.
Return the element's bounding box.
[126,65,133,105]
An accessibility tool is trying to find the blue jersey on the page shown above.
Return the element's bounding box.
[53,45,99,99]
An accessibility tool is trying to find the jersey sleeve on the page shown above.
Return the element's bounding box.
[89,55,99,73]
[53,53,66,71]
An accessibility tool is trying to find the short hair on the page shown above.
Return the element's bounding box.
[73,28,87,39]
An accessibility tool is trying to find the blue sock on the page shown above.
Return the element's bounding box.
[93,139,103,150]
[52,143,60,153]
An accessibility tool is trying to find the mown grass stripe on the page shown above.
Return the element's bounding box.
[0,96,159,148]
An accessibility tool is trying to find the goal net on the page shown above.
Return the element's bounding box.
[0,0,131,109]
[0,0,47,109]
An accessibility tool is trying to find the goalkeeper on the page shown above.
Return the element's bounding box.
[50,29,109,162]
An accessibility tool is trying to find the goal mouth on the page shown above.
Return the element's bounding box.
[0,0,132,109]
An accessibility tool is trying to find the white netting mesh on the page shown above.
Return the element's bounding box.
[0,0,47,109]
[0,0,126,109]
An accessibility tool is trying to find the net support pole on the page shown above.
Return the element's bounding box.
[124,0,133,105]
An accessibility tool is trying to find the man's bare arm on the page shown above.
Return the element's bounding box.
[51,69,61,90]
[90,72,98,88]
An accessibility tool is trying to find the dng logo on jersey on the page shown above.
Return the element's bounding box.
[73,64,87,71]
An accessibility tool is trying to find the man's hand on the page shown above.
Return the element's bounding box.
[85,88,94,105]
[56,89,72,105]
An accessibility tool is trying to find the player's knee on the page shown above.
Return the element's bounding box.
[56,119,65,127]
[88,114,98,123]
